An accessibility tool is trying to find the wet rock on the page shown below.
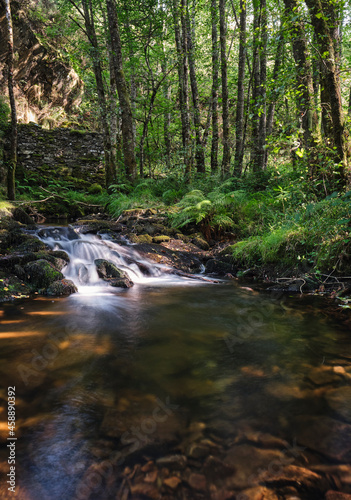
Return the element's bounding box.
[325,387,351,423]
[133,242,204,273]
[144,470,158,483]
[310,464,351,492]
[156,455,187,470]
[224,444,285,489]
[294,416,351,462]
[325,491,351,499]
[237,486,279,500]
[46,279,77,296]
[164,476,182,489]
[203,456,236,483]
[108,277,134,288]
[187,472,207,491]
[74,219,123,234]
[205,258,235,275]
[130,483,159,499]
[261,464,329,492]
[23,259,64,288]
[37,226,78,241]
[94,259,127,279]
[209,485,236,500]
[187,443,210,459]
[307,366,344,386]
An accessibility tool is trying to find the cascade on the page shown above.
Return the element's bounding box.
[36,226,173,290]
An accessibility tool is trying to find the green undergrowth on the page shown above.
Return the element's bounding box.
[5,163,351,274]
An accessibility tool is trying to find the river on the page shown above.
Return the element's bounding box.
[0,228,350,499]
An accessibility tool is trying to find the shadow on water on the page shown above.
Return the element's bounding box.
[0,228,351,499]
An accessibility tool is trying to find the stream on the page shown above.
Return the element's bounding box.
[0,227,351,499]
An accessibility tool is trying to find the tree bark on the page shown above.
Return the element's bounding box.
[185,3,205,173]
[4,0,17,200]
[173,0,191,177]
[79,0,113,188]
[106,0,137,181]
[233,0,246,176]
[283,0,318,154]
[219,0,231,175]
[210,0,219,174]
[304,0,347,176]
[250,0,261,172]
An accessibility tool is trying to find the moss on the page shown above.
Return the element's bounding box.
[153,235,170,243]
[23,259,64,289]
[46,279,77,296]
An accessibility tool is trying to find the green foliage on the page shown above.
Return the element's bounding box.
[88,183,103,194]
[0,96,10,137]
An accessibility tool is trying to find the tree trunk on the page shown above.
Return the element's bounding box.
[4,0,17,201]
[304,0,347,176]
[80,0,113,188]
[211,0,219,174]
[233,0,246,176]
[106,0,137,181]
[258,0,267,170]
[265,25,284,166]
[283,0,318,154]
[173,0,191,177]
[219,0,231,175]
[185,3,205,173]
[250,0,261,172]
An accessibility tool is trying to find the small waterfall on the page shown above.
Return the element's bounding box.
[36,227,170,290]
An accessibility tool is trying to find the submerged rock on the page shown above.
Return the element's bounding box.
[46,279,77,296]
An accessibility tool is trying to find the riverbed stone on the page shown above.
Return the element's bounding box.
[325,387,351,423]
[236,486,279,500]
[224,444,285,489]
[294,416,351,462]
[325,492,351,500]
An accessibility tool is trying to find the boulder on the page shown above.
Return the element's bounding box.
[94,259,129,279]
[46,279,78,296]
[24,259,64,289]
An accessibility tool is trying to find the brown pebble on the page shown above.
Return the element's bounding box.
[188,472,207,491]
[164,476,182,489]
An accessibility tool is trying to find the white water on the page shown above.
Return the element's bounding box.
[35,226,197,292]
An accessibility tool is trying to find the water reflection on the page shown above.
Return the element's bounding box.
[0,284,350,499]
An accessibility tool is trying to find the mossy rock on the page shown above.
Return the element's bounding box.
[24,259,64,289]
[153,235,170,243]
[192,236,210,251]
[46,279,77,296]
[129,234,153,244]
[94,259,130,280]
[88,183,103,194]
[16,236,48,253]
[11,207,35,225]
[0,273,31,301]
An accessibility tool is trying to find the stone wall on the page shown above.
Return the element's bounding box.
[3,124,105,188]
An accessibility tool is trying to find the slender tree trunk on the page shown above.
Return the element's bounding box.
[250,0,261,172]
[283,0,318,161]
[185,3,205,173]
[219,0,231,175]
[265,25,284,165]
[173,0,191,176]
[162,59,172,169]
[80,0,113,188]
[123,7,137,152]
[4,0,17,200]
[211,0,219,174]
[258,0,267,169]
[233,0,246,176]
[305,0,347,175]
[106,0,137,181]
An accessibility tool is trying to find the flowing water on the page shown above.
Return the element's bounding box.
[0,227,351,499]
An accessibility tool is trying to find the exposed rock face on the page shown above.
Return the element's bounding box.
[0,0,83,125]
